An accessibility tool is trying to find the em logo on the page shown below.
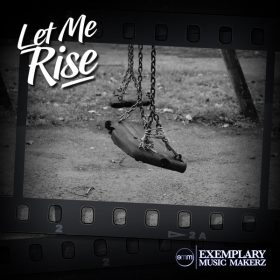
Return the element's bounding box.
[175,248,195,267]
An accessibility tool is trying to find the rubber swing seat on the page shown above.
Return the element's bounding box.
[105,120,187,173]
[109,91,151,108]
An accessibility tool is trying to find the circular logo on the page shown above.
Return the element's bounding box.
[175,248,195,267]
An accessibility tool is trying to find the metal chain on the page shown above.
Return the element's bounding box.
[118,45,182,161]
[136,45,147,126]
[140,46,182,161]
[139,45,157,150]
[149,45,158,128]
[115,44,135,101]
[119,45,147,123]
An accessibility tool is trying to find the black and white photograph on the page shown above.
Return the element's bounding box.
[0,42,271,208]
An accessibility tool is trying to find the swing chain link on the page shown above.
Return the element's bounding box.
[119,45,146,123]
[139,45,158,150]
[115,44,135,101]
[141,46,182,161]
[150,45,160,128]
[137,45,147,126]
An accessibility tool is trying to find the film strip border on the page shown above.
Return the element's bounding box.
[1,235,181,274]
[60,11,280,50]
[1,197,279,243]
[11,11,279,50]
[0,234,276,275]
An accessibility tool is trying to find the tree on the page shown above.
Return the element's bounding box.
[0,72,13,111]
[221,49,259,122]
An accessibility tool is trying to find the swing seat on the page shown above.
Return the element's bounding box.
[105,120,187,173]
[110,91,151,108]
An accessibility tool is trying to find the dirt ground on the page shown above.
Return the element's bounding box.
[0,41,279,208]
[23,121,263,208]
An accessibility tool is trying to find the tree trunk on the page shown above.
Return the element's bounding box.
[221,49,259,122]
[0,73,13,110]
